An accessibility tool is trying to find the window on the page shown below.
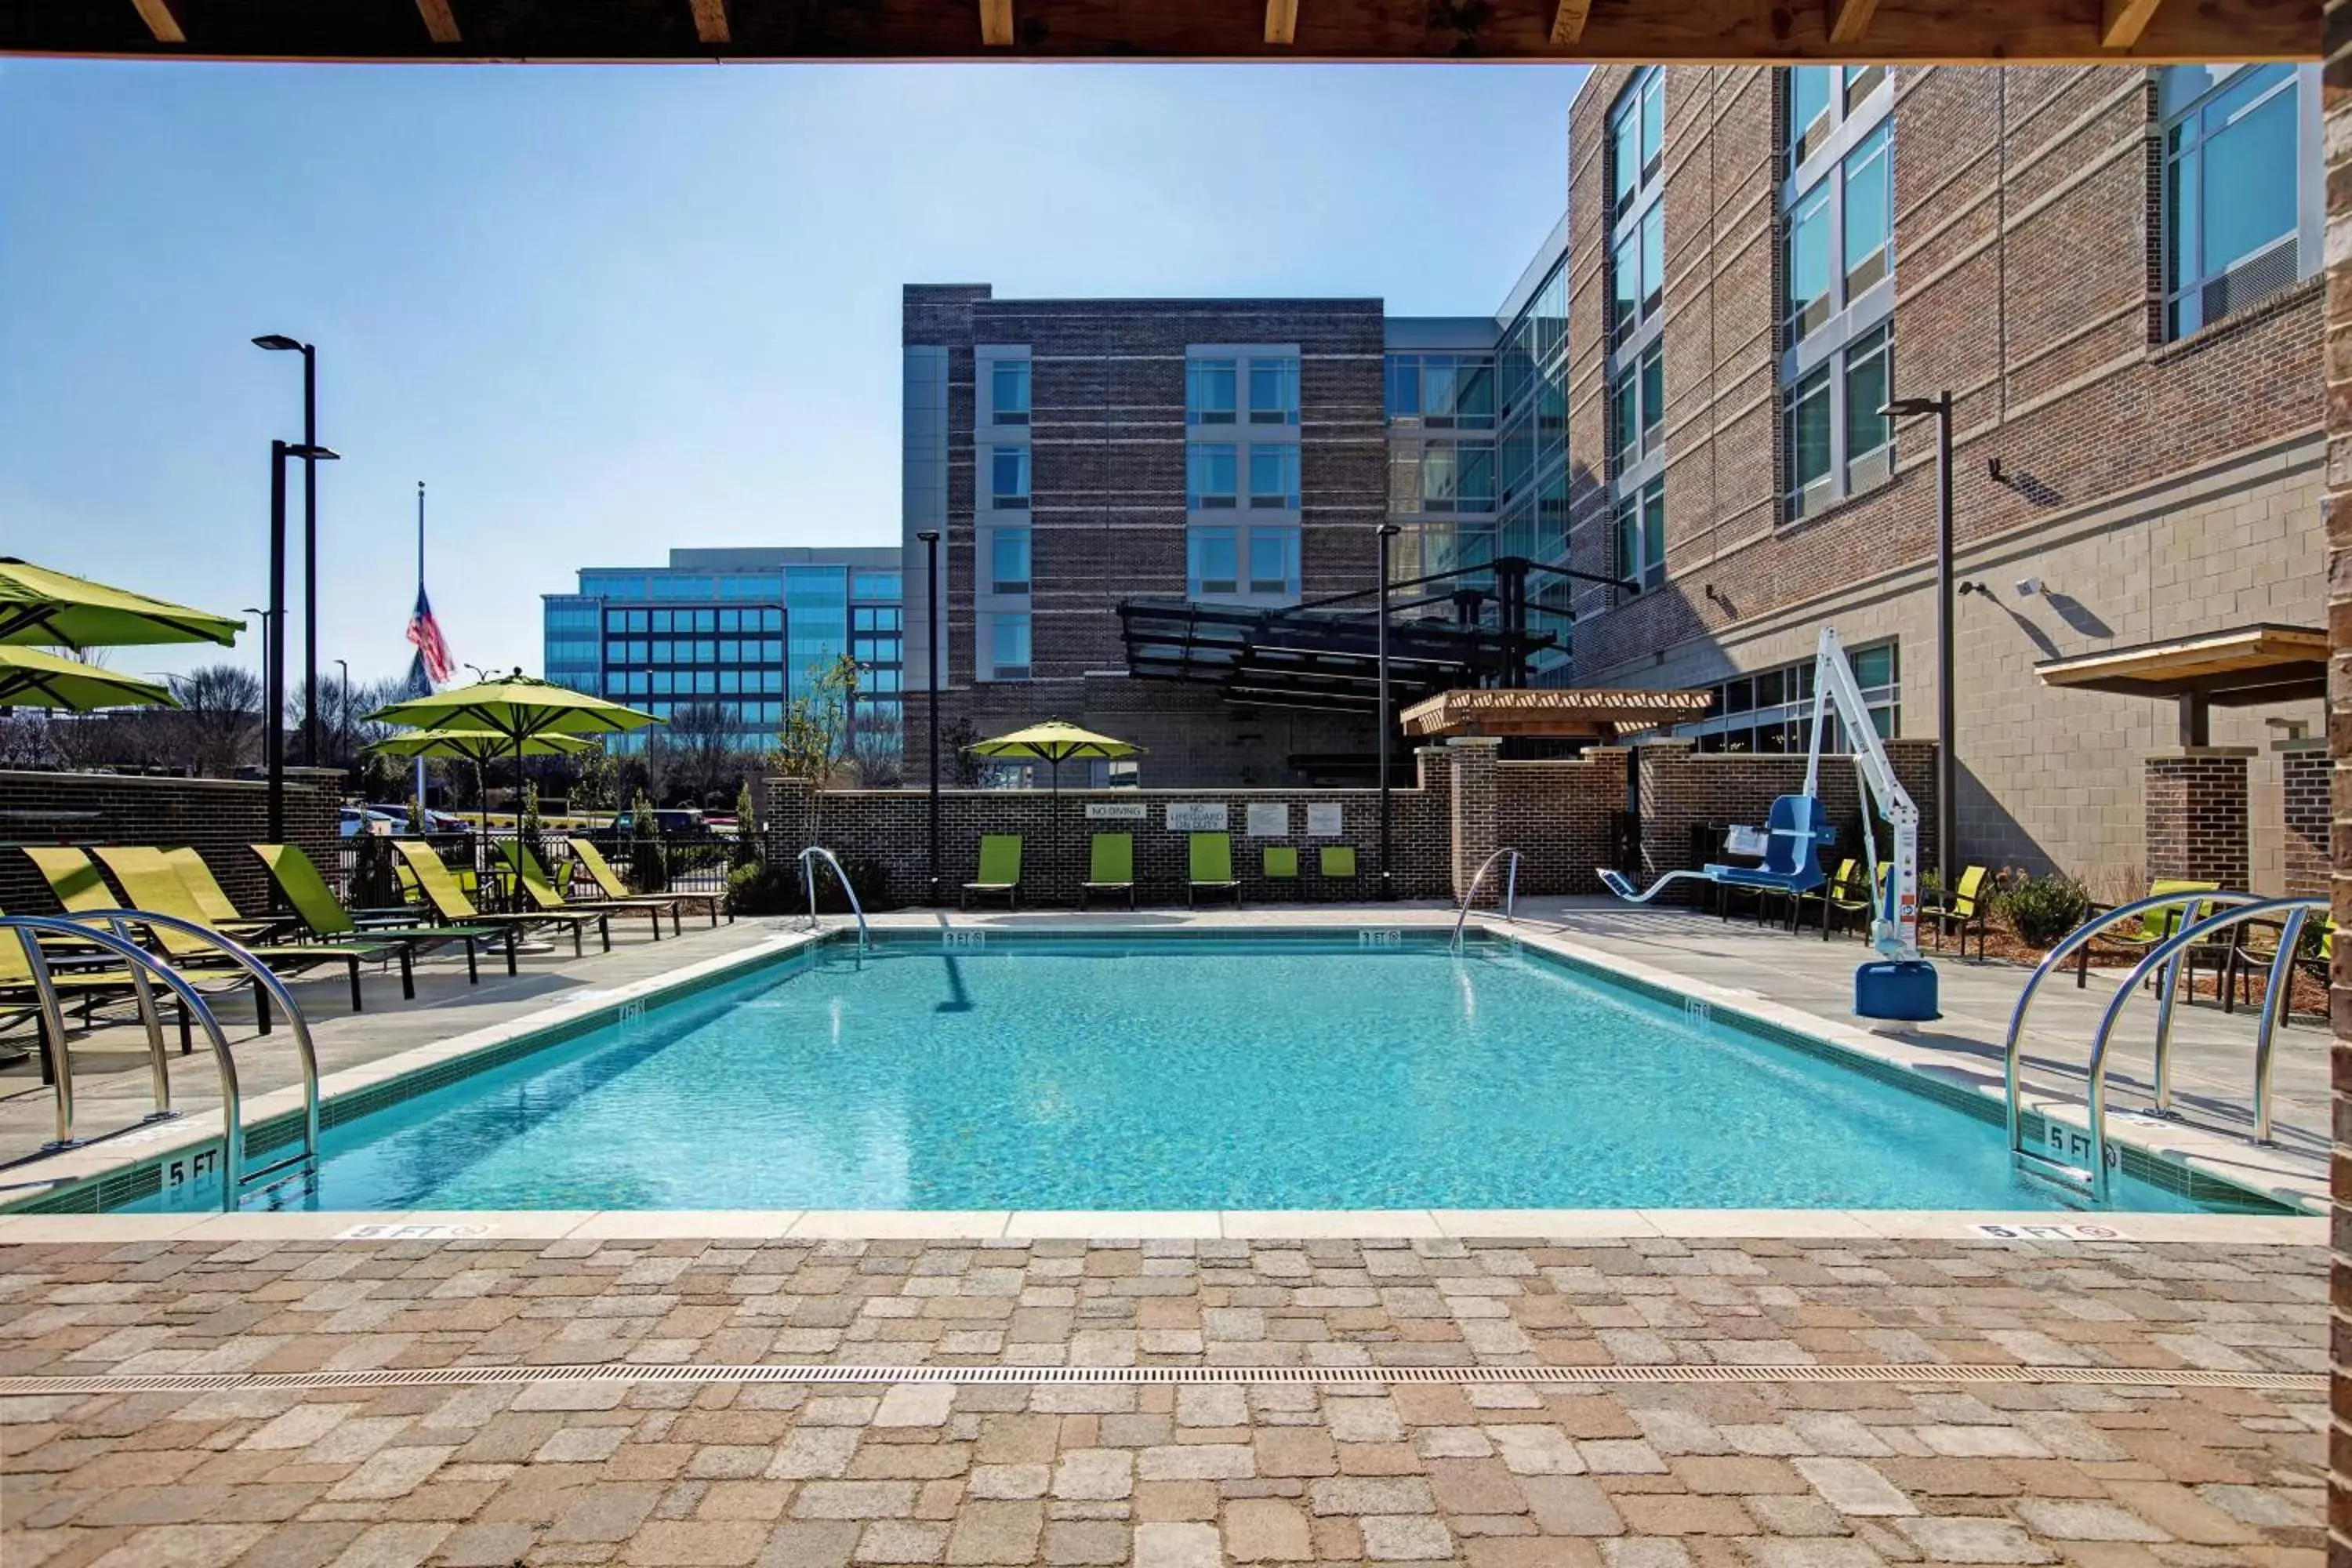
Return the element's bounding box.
[1407,442,1495,514]
[1610,67,1664,222]
[1785,325,1895,521]
[1383,355,1496,429]
[2161,64,2318,339]
[1609,340,1665,476]
[1843,124,1891,298]
[1247,525,1301,596]
[1248,445,1300,509]
[991,358,1031,426]
[1189,527,1239,595]
[989,528,1031,595]
[1608,70,1667,355]
[1607,203,1667,350]
[989,445,1030,510]
[1613,477,1666,593]
[1188,444,1238,509]
[1681,642,1896,753]
[1248,358,1300,425]
[1188,358,1236,424]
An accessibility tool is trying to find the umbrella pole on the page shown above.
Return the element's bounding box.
[1051,756,1061,909]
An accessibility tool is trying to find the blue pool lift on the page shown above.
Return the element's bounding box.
[1598,626,1937,1022]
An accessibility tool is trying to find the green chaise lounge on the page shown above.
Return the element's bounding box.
[1189,833,1240,908]
[500,839,676,941]
[1080,833,1134,909]
[390,840,612,956]
[566,837,728,927]
[252,843,514,982]
[963,835,1022,910]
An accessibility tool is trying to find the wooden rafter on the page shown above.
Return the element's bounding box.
[689,0,731,44]
[1826,0,1882,45]
[1549,0,1591,46]
[128,0,184,44]
[414,0,460,44]
[978,0,1013,45]
[1265,0,1298,45]
[2101,0,2165,47]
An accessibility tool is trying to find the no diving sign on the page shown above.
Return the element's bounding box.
[1968,1221,2128,1242]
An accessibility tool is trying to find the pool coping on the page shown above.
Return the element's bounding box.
[0,912,2322,1244]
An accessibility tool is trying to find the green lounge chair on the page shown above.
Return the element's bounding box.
[252,843,514,983]
[1262,845,1299,900]
[1922,865,1990,960]
[1,900,179,1076]
[1080,833,1134,909]
[1793,858,1859,940]
[963,835,1022,910]
[1189,833,1240,907]
[38,845,403,1018]
[147,847,300,945]
[566,837,728,927]
[500,839,675,941]
[2074,877,2220,991]
[1316,845,1358,900]
[391,840,612,956]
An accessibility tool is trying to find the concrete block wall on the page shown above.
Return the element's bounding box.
[2143,750,2252,891]
[0,769,340,917]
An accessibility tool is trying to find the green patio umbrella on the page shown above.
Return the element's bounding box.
[0,557,245,650]
[365,726,598,838]
[0,645,180,711]
[966,720,1143,900]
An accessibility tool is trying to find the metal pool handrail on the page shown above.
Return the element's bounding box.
[797,847,870,953]
[2001,887,2257,1156]
[1450,848,1523,953]
[0,911,322,1208]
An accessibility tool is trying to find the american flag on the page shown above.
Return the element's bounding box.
[405,584,456,687]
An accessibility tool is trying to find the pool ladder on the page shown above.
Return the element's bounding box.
[2002,890,2321,1206]
[0,910,322,1210]
[797,846,871,956]
[1450,848,1523,953]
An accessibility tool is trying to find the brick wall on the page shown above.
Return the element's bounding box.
[2325,0,2349,1547]
[0,769,340,918]
[2278,742,2327,898]
[2143,750,2252,890]
[1631,739,1941,902]
[1498,753,1626,898]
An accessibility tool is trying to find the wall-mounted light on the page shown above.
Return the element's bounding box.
[1957,580,1991,597]
[2014,575,2043,597]
[1987,456,2005,484]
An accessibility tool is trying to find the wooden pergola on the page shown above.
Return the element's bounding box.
[1399,686,1715,743]
[0,0,2314,63]
[2034,623,2327,746]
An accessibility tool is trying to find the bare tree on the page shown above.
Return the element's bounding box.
[167,664,266,778]
[661,702,739,808]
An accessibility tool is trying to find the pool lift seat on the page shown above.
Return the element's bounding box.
[1597,626,1937,1022]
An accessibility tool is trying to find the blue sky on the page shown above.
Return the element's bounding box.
[0,60,1582,684]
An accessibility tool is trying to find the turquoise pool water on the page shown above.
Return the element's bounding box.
[133,934,2247,1213]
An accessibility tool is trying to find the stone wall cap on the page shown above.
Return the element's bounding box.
[2145,746,2259,760]
[2270,735,2328,753]
[1444,735,1504,750]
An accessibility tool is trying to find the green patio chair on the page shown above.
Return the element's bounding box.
[2073,878,2219,991]
[1262,844,1299,900]
[567,837,727,927]
[0,898,179,1076]
[252,843,515,983]
[499,839,674,942]
[1080,833,1134,909]
[1922,865,1990,960]
[1189,833,1240,907]
[1316,845,1359,900]
[150,847,299,944]
[963,835,1022,910]
[1793,858,1859,941]
[390,839,612,957]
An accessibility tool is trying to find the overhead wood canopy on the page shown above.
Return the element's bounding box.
[1399,686,1715,741]
[3,0,2317,63]
[2034,623,2325,746]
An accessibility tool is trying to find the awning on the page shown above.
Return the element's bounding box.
[1398,687,1715,741]
[1118,597,1550,713]
[2034,623,2324,745]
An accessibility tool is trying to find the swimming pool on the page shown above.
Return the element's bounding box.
[106,931,2276,1214]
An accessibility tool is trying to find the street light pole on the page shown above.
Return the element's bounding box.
[254,336,318,767]
[1376,522,1399,903]
[334,657,351,770]
[1882,391,1956,887]
[918,528,942,906]
[265,438,340,843]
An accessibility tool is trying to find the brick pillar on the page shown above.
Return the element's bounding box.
[2143,749,2252,889]
[757,776,818,864]
[2323,5,2350,1556]
[2281,740,2329,898]
[1447,737,1501,906]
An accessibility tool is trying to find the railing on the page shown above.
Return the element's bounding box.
[797,846,870,954]
[1450,848,1523,953]
[0,911,322,1209]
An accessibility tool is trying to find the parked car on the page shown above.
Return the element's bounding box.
[338,807,402,838]
[612,808,708,835]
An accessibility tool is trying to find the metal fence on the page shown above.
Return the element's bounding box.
[334,826,737,900]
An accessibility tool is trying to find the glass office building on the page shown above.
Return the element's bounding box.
[543,546,903,755]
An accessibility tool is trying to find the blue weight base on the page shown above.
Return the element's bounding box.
[1855,960,1940,1022]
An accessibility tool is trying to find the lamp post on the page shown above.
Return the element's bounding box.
[1880,391,1955,888]
[1376,522,1400,903]
[918,528,942,906]
[266,440,340,841]
[253,336,318,767]
[333,658,351,771]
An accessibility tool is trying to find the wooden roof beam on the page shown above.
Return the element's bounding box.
[979,0,1013,45]
[1827,0,1882,45]
[1550,0,1591,45]
[2102,0,2164,48]
[129,0,184,44]
[689,0,730,45]
[1265,0,1298,45]
[414,0,460,43]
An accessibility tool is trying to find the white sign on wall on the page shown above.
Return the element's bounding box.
[1306,803,1344,837]
[1086,801,1146,819]
[1166,803,1227,831]
[1245,803,1289,838]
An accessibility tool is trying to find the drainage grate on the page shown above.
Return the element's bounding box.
[0,1361,2321,1398]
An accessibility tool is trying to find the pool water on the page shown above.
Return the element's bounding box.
[140,935,2240,1213]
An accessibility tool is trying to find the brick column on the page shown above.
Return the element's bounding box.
[757,776,818,864]
[2143,749,2252,890]
[1446,737,1501,906]
[2281,739,2329,899]
[2323,5,2350,1556]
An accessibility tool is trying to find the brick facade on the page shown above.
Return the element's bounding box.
[2142,750,2254,890]
[2321,2,2349,1555]
[1446,739,1501,904]
[0,768,340,918]
[2281,741,2328,898]
[1563,65,2323,884]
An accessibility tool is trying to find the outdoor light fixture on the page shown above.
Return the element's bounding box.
[255,333,323,770]
[1958,580,1990,597]
[2015,576,2043,597]
[251,334,304,353]
[264,438,340,841]
[1376,522,1400,904]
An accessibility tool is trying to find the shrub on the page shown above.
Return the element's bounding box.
[625,789,669,893]
[730,782,758,870]
[726,852,895,916]
[2002,873,2092,949]
[725,859,800,916]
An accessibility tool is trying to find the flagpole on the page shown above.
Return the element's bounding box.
[414,481,428,821]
